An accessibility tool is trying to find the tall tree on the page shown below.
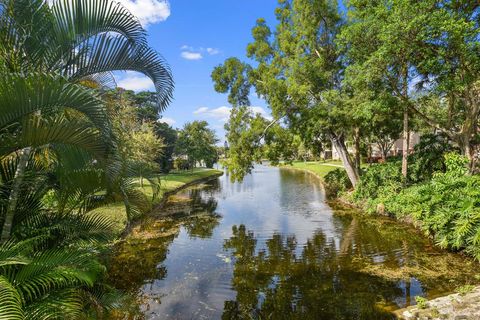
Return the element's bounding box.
[175,121,219,168]
[155,122,178,173]
[213,0,362,186]
[342,0,480,174]
[340,0,431,179]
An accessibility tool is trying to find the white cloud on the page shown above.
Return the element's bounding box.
[117,0,170,27]
[181,51,203,60]
[192,107,209,114]
[180,46,220,60]
[117,71,154,92]
[193,106,272,123]
[158,117,176,126]
[206,48,220,55]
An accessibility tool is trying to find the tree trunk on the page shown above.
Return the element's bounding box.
[379,143,388,161]
[1,147,32,241]
[329,133,359,187]
[459,133,476,174]
[401,105,409,179]
[353,127,361,173]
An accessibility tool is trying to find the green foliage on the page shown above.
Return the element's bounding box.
[155,122,178,173]
[174,158,192,171]
[408,134,456,183]
[211,58,252,107]
[415,296,428,309]
[0,0,174,318]
[174,121,218,169]
[222,107,266,181]
[324,169,352,199]
[456,284,475,296]
[212,0,362,186]
[353,153,480,261]
[353,161,403,203]
[444,152,469,178]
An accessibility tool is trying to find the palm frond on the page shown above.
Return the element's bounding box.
[65,33,174,111]
[51,0,147,45]
[24,288,84,320]
[14,249,103,303]
[0,275,24,320]
[0,114,107,159]
[0,73,108,131]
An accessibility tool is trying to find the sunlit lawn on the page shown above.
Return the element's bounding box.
[283,160,344,179]
[92,168,223,234]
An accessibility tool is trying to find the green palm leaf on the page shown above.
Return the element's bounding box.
[0,73,108,130]
[0,114,107,159]
[51,0,147,45]
[66,33,174,110]
[0,275,24,320]
[24,288,83,320]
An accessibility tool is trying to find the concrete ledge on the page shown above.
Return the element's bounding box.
[395,287,480,320]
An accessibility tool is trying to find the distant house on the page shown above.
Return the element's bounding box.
[324,132,421,161]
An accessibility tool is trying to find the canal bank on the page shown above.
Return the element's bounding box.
[280,164,480,319]
[108,165,480,319]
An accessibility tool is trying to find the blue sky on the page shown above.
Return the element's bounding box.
[115,0,279,142]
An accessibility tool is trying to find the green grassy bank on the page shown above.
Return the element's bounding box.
[93,168,223,234]
[281,161,344,179]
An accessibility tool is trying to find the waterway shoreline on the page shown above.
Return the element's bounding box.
[280,165,480,318]
[120,170,224,238]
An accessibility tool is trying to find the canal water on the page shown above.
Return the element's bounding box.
[109,165,478,319]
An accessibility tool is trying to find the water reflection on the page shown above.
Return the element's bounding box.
[222,224,398,319]
[108,182,222,294]
[108,166,478,319]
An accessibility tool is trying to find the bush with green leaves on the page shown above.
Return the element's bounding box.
[360,153,480,261]
[407,133,456,183]
[353,160,404,202]
[323,169,352,199]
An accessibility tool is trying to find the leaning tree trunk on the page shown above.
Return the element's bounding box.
[353,127,362,173]
[329,132,359,187]
[1,147,32,241]
[401,105,409,179]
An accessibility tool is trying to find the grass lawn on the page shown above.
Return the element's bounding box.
[92,168,223,234]
[282,160,344,179]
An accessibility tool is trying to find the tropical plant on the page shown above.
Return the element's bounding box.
[0,0,174,318]
[0,0,173,239]
[0,232,124,319]
[407,134,457,183]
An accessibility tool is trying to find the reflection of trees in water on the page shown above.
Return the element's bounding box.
[222,224,401,320]
[108,184,221,294]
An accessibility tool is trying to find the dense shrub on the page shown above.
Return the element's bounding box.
[174,158,192,170]
[358,153,480,260]
[323,169,352,199]
[408,133,456,183]
[353,160,403,202]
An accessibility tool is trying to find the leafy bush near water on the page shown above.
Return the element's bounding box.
[323,169,352,199]
[353,152,480,260]
[407,133,456,183]
[353,161,404,203]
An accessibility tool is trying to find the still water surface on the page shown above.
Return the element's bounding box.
[109,166,477,319]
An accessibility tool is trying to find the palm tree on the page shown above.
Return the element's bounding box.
[0,0,174,317]
[0,0,174,240]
